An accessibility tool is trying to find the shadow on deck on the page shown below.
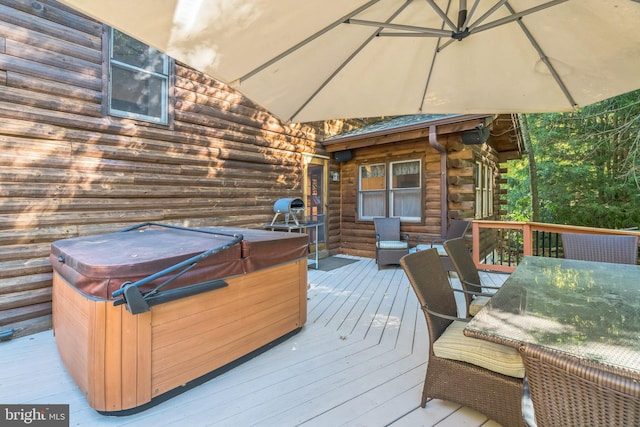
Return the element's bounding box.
[0,256,507,427]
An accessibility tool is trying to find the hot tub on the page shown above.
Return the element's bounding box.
[50,223,309,414]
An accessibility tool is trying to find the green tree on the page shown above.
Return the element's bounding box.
[505,90,640,229]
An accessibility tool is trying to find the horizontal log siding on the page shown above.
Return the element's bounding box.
[327,162,342,255]
[335,133,506,259]
[446,134,503,222]
[0,0,325,338]
[337,139,442,259]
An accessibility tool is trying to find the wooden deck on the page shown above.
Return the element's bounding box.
[0,256,509,426]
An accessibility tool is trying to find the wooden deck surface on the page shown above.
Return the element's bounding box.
[0,256,509,426]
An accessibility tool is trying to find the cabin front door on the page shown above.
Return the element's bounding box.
[304,157,327,255]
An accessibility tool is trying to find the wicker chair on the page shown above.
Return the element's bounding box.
[443,237,502,316]
[373,217,409,269]
[415,219,470,271]
[519,343,640,427]
[561,233,638,265]
[400,249,526,427]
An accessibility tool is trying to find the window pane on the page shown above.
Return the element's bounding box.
[391,188,421,219]
[111,65,164,118]
[109,28,169,124]
[359,164,386,219]
[484,164,493,216]
[360,164,385,190]
[475,162,483,218]
[358,160,422,221]
[390,160,421,220]
[391,160,420,189]
[487,165,494,215]
[112,29,166,73]
[361,191,386,218]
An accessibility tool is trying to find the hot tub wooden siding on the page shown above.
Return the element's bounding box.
[53,258,307,413]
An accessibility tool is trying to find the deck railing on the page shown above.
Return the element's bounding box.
[471,221,640,273]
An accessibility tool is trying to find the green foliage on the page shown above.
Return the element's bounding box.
[505,90,640,229]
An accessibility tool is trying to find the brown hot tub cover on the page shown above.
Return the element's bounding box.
[50,223,309,301]
[202,225,310,272]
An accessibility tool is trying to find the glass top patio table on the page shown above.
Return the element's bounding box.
[464,256,640,373]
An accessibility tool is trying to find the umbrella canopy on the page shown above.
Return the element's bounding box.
[59,0,640,122]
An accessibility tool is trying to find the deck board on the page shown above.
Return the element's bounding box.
[0,255,508,426]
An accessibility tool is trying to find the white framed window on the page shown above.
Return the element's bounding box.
[109,28,169,124]
[390,159,421,221]
[485,163,494,216]
[359,163,386,220]
[358,159,422,222]
[475,161,494,218]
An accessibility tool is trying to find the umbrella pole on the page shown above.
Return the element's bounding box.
[458,0,467,31]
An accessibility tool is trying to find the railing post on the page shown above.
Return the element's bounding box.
[472,221,481,268]
[523,222,533,257]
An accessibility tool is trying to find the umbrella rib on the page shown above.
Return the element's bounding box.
[436,37,456,52]
[462,0,481,30]
[471,0,567,35]
[466,0,507,33]
[423,0,458,31]
[289,1,413,121]
[377,32,443,37]
[503,1,577,109]
[348,19,451,37]
[236,0,381,84]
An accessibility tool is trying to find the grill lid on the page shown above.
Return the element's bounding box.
[271,198,305,226]
[273,198,304,213]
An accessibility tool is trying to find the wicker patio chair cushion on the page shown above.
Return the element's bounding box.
[377,241,409,250]
[521,376,537,427]
[469,295,490,317]
[416,243,447,255]
[433,321,525,378]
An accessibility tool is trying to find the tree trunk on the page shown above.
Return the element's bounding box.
[518,114,540,222]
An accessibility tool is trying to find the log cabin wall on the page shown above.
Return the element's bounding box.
[0,0,329,338]
[332,139,442,258]
[327,161,342,255]
[328,124,513,260]
[449,138,505,260]
[448,136,503,220]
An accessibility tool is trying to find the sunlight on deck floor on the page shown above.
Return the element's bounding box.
[0,256,507,427]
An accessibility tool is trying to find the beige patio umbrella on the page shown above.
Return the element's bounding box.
[59,0,640,123]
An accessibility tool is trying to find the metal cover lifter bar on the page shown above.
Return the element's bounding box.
[111,222,243,314]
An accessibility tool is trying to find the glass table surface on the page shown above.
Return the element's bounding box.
[464,256,640,373]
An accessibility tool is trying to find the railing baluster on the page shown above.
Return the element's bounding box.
[507,229,512,266]
[472,221,640,273]
[498,228,503,265]
[515,229,521,264]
